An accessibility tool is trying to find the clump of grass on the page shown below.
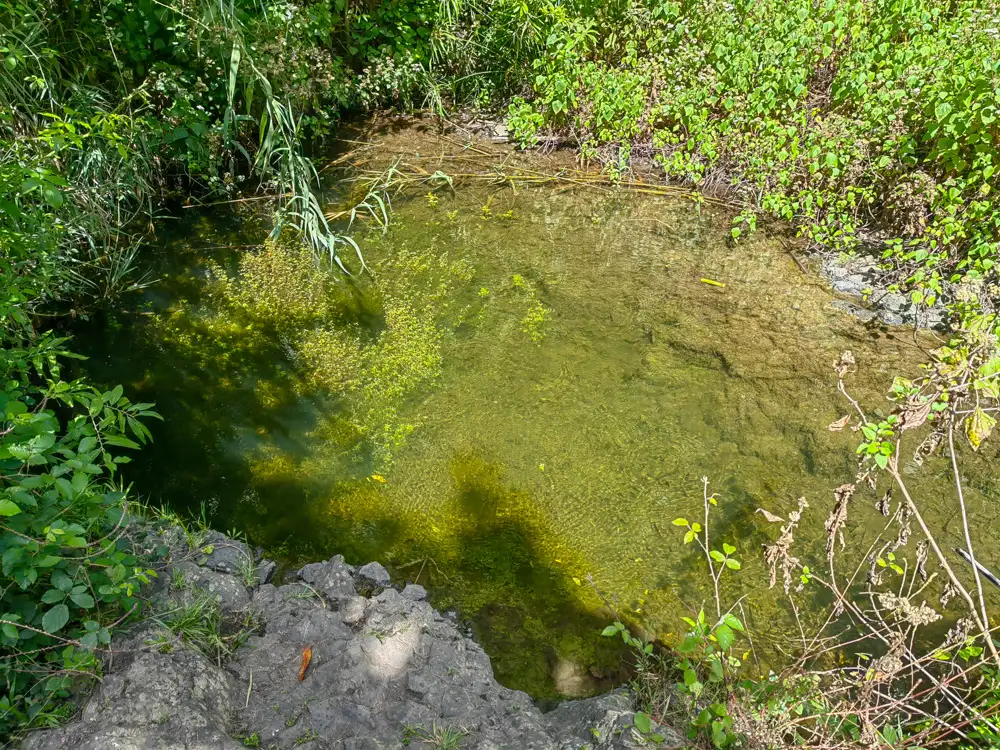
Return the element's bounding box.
[402,722,467,749]
[237,553,259,589]
[236,731,261,747]
[150,594,258,665]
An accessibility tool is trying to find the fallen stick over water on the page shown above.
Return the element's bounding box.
[955,547,1000,589]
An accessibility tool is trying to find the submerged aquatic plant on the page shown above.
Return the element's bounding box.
[161,233,475,470]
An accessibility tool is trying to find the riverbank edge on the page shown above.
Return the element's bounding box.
[20,519,682,750]
[451,112,953,332]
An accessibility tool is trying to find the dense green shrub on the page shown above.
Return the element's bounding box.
[506,0,1000,306]
[0,330,159,736]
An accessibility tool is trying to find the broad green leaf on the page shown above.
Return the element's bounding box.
[0,499,22,516]
[709,655,724,680]
[70,592,95,609]
[710,550,726,562]
[40,589,65,604]
[600,625,619,637]
[42,604,69,634]
[715,623,735,650]
[725,558,742,570]
[672,518,689,526]
[980,355,1000,379]
[722,542,736,555]
[42,186,63,208]
[51,570,72,592]
[634,711,652,734]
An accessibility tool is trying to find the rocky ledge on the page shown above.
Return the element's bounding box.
[22,526,680,750]
[821,253,949,329]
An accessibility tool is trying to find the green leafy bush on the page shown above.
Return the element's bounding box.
[0,330,159,737]
[505,0,1000,306]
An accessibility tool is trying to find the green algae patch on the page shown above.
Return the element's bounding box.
[153,233,475,473]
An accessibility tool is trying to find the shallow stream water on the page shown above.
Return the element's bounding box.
[77,123,1000,699]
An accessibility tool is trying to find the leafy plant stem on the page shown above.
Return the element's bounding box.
[702,475,721,620]
[887,455,999,664]
[947,421,997,666]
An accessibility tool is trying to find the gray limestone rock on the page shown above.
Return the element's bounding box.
[402,583,428,601]
[822,252,950,330]
[22,643,242,750]
[544,690,686,749]
[199,530,253,576]
[830,300,877,323]
[257,558,277,585]
[21,530,684,750]
[356,561,391,588]
[879,309,905,326]
[172,560,251,615]
[297,555,358,602]
[880,292,907,313]
[340,595,369,626]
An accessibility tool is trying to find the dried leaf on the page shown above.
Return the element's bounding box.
[891,502,912,552]
[876,488,892,517]
[940,582,959,608]
[898,399,933,432]
[916,541,929,582]
[834,350,855,379]
[827,414,851,431]
[763,498,807,594]
[966,408,997,451]
[755,508,785,523]
[825,484,855,565]
[913,430,943,466]
[298,646,312,681]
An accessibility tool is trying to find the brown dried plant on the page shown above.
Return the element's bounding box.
[746,322,1000,749]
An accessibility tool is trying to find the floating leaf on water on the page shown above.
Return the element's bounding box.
[827,414,851,431]
[755,508,784,523]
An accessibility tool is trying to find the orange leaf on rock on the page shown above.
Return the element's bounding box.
[298,646,312,681]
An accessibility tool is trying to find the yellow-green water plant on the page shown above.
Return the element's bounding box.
[164,232,476,471]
